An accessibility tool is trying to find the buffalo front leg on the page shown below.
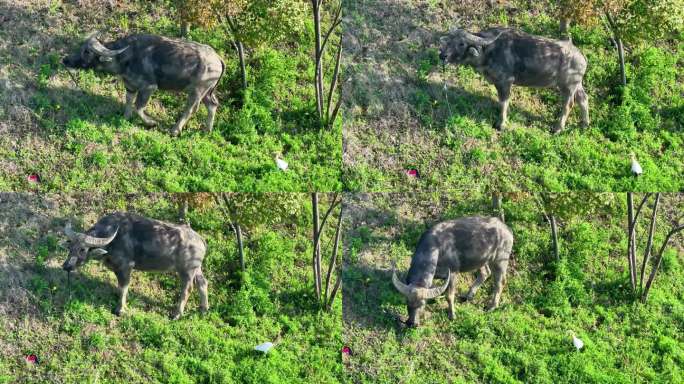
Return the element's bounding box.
[494,82,512,130]
[124,89,136,119]
[553,85,578,134]
[114,268,132,316]
[171,269,197,320]
[461,265,491,302]
[194,268,209,313]
[486,259,509,311]
[135,86,158,127]
[171,90,204,136]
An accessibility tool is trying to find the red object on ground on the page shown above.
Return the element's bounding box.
[405,169,418,178]
[342,346,352,355]
[25,354,38,364]
[27,174,40,183]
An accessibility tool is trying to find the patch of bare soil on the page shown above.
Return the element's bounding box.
[0,194,57,317]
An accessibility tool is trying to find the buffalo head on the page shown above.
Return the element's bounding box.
[62,223,118,272]
[392,266,450,327]
[62,32,129,69]
[439,29,501,65]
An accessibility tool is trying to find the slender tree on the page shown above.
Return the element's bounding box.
[554,0,684,91]
[311,193,343,310]
[176,0,307,92]
[310,0,343,129]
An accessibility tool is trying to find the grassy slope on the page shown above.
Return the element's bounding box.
[0,193,342,383]
[343,192,684,383]
[342,0,684,192]
[0,1,341,192]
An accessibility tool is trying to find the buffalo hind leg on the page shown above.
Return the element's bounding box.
[171,89,204,136]
[575,84,589,128]
[172,269,197,320]
[114,268,132,316]
[494,82,512,130]
[446,273,458,320]
[202,90,219,132]
[486,259,509,311]
[461,265,491,302]
[135,86,158,127]
[195,268,209,313]
[553,84,578,134]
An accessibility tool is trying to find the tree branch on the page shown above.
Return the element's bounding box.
[639,193,660,292]
[642,224,684,302]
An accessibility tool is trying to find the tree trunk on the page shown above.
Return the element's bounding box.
[312,1,324,121]
[550,215,559,261]
[640,193,660,291]
[180,21,190,38]
[178,198,189,224]
[312,193,322,300]
[559,18,569,39]
[627,193,636,291]
[617,38,627,87]
[492,192,504,222]
[324,206,343,309]
[604,12,627,94]
[232,222,245,272]
[236,41,247,90]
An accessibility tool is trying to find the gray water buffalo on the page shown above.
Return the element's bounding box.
[63,32,224,136]
[62,212,208,319]
[392,216,513,327]
[439,27,589,133]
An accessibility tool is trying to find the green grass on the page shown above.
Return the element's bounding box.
[0,1,341,192]
[0,193,342,383]
[343,192,684,383]
[342,0,684,192]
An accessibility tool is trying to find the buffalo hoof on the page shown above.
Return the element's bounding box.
[484,303,498,312]
[494,121,504,131]
[170,311,182,320]
[139,118,158,127]
[458,295,470,303]
[112,307,125,316]
[171,128,182,137]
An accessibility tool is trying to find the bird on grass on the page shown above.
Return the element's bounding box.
[569,331,584,351]
[255,342,274,354]
[630,152,643,176]
[274,153,288,171]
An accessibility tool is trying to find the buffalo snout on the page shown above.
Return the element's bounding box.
[62,54,82,69]
[62,256,77,271]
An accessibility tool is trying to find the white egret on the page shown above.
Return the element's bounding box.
[569,331,584,351]
[255,342,274,354]
[630,152,643,176]
[275,154,288,171]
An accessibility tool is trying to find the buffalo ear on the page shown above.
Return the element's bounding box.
[467,46,480,57]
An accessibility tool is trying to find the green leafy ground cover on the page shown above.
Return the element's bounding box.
[343,0,684,192]
[0,1,341,192]
[0,193,342,383]
[343,192,684,383]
